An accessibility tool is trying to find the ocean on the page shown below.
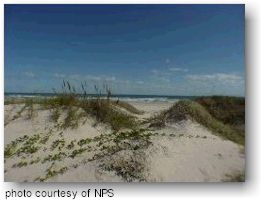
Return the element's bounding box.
[4,93,196,102]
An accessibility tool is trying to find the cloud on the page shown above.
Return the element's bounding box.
[24,71,35,78]
[160,77,170,83]
[186,73,244,84]
[54,73,66,78]
[165,58,171,64]
[136,81,144,84]
[151,67,188,78]
[150,69,172,84]
[117,80,130,84]
[53,73,121,83]
[169,67,188,72]
[84,75,101,81]
[151,69,159,75]
[105,76,116,81]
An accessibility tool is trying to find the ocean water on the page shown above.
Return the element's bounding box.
[4,93,196,102]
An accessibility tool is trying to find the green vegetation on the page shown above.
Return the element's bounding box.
[51,138,65,151]
[169,100,244,144]
[4,135,29,158]
[62,107,81,129]
[50,108,60,123]
[37,166,68,182]
[195,96,245,124]
[195,96,245,135]
[25,98,37,119]
[77,138,92,146]
[12,105,28,120]
[14,160,28,168]
[4,134,41,158]
[66,141,75,149]
[113,100,144,115]
[29,157,41,165]
[150,100,244,145]
[6,81,142,131]
[5,97,27,105]
[5,83,245,182]
[224,171,245,182]
[70,148,89,158]
[103,110,137,131]
[148,112,166,128]
[6,81,141,131]
[42,152,67,163]
[100,151,146,182]
[79,98,138,131]
[39,133,51,145]
[4,142,18,158]
[112,129,152,147]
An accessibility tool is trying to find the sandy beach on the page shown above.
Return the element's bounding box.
[4,98,245,182]
[4,4,246,183]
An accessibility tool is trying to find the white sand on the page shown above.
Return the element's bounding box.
[144,120,244,182]
[128,101,174,119]
[4,101,245,182]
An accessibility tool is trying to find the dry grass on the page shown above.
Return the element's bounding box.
[223,171,245,182]
[113,100,144,115]
[196,96,245,136]
[5,81,140,131]
[149,100,244,145]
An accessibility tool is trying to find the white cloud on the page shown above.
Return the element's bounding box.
[165,58,171,64]
[68,74,82,80]
[151,69,159,75]
[54,73,66,78]
[160,77,170,83]
[24,71,35,78]
[169,67,188,72]
[53,73,120,83]
[136,81,144,84]
[186,73,244,84]
[150,69,172,83]
[118,80,130,84]
[84,75,101,81]
[105,76,116,81]
[151,67,188,78]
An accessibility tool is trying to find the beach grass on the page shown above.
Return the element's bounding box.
[113,100,144,115]
[195,96,245,135]
[150,99,244,145]
[5,81,140,131]
[224,171,245,182]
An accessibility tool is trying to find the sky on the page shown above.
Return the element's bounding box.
[5,4,245,96]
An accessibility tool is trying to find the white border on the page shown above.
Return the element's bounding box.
[1,1,263,200]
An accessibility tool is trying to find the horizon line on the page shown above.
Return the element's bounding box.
[4,92,245,98]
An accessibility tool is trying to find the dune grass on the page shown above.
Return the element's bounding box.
[25,98,37,119]
[113,100,144,115]
[5,81,140,131]
[45,96,138,131]
[48,82,139,131]
[195,96,245,135]
[50,108,60,123]
[150,100,244,145]
[5,97,27,105]
[195,96,245,124]
[224,171,245,182]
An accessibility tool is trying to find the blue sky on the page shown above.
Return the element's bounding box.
[5,4,245,96]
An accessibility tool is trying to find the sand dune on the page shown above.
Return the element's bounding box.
[4,100,245,182]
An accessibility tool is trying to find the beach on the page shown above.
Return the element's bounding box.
[4,96,245,182]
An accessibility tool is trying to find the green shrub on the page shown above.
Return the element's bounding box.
[151,100,244,145]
